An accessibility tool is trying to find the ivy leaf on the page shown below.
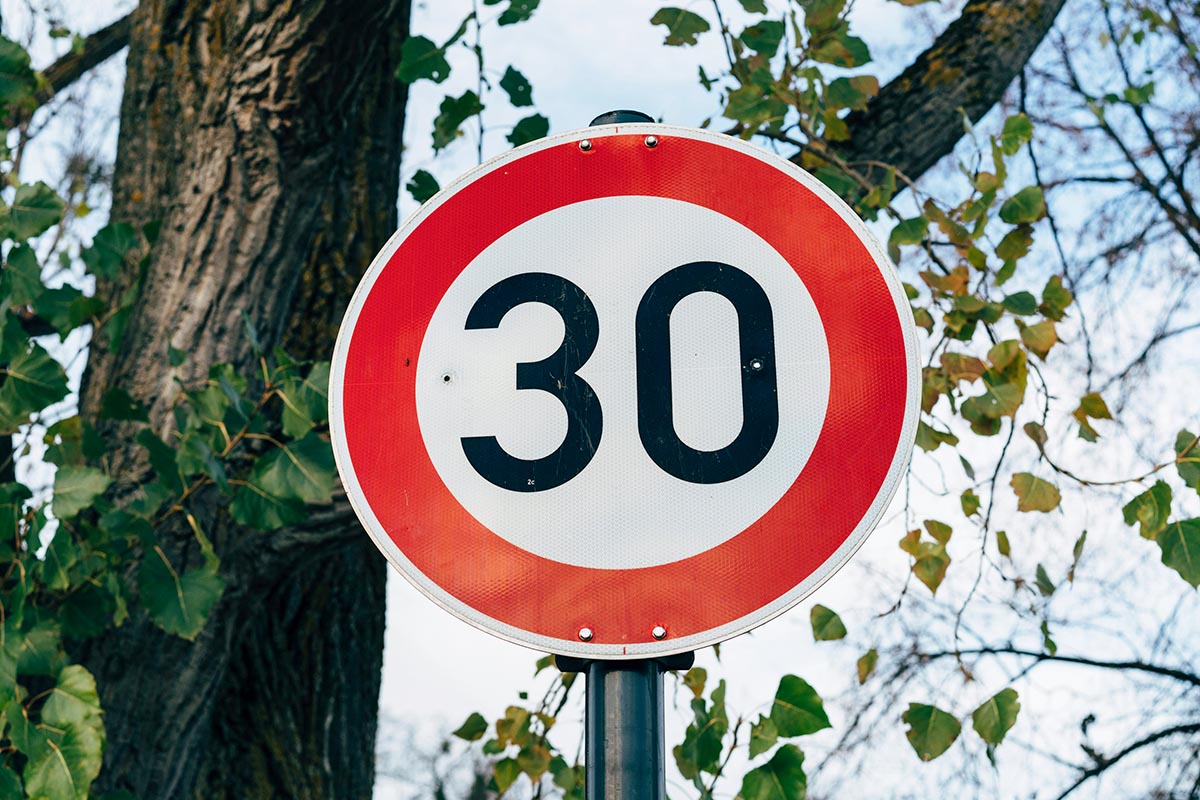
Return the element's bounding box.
[2,181,65,241]
[737,744,806,800]
[2,244,42,306]
[432,90,485,151]
[1158,519,1200,588]
[999,186,1046,224]
[1122,481,1172,540]
[650,7,711,46]
[741,20,785,55]
[507,113,549,146]
[278,361,330,439]
[499,65,534,107]
[0,340,70,433]
[0,765,19,799]
[395,35,451,84]
[60,583,116,639]
[229,482,306,530]
[452,712,488,741]
[136,429,185,495]
[137,546,225,640]
[42,665,102,728]
[248,432,335,506]
[810,604,846,641]
[0,35,38,110]
[23,721,104,800]
[971,688,1020,746]
[902,703,961,761]
[52,466,112,520]
[81,222,138,280]
[770,675,831,737]
[406,169,440,204]
[99,386,150,422]
[749,715,778,759]
[1010,473,1061,513]
[857,649,878,684]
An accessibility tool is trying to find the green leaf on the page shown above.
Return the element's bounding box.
[811,26,870,68]
[99,387,150,422]
[1175,430,1200,493]
[971,688,1020,746]
[998,113,1033,155]
[52,466,111,520]
[809,604,846,641]
[60,583,117,639]
[826,75,878,111]
[1122,481,1172,540]
[737,0,768,12]
[395,35,451,83]
[81,222,137,280]
[406,169,440,204]
[16,621,65,675]
[924,519,952,544]
[749,715,779,759]
[1034,563,1056,596]
[497,0,541,26]
[432,90,485,151]
[229,482,306,530]
[517,744,551,780]
[248,432,335,506]
[803,0,847,33]
[279,361,330,439]
[913,543,950,594]
[2,244,42,306]
[770,675,830,737]
[452,712,489,741]
[682,666,707,698]
[493,757,521,793]
[136,429,185,495]
[1002,291,1037,315]
[741,20,785,55]
[914,421,958,452]
[1039,275,1073,320]
[902,703,961,761]
[1041,619,1057,655]
[0,340,70,433]
[0,35,37,110]
[40,529,79,591]
[42,665,102,728]
[650,7,711,46]
[737,744,806,800]
[725,85,788,131]
[857,649,878,684]
[1010,473,1061,513]
[499,65,534,107]
[996,530,1011,558]
[24,720,105,800]
[1158,519,1200,588]
[674,681,728,778]
[137,547,225,639]
[507,113,549,146]
[2,181,65,240]
[0,764,20,799]
[998,186,1046,224]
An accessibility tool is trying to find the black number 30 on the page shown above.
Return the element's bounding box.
[460,263,778,492]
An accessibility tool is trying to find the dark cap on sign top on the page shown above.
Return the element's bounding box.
[590,110,655,125]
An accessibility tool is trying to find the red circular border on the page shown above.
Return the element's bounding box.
[340,133,907,646]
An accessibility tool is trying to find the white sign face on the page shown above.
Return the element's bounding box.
[331,123,920,658]
[415,196,830,569]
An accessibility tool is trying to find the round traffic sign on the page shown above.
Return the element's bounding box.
[330,123,919,658]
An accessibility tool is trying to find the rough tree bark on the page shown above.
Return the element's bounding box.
[72,1,410,797]
[836,0,1068,180]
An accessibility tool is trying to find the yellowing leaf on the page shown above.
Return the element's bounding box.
[1010,473,1061,513]
[902,704,961,761]
[810,605,847,641]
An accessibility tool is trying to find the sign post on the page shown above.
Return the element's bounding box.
[330,109,919,795]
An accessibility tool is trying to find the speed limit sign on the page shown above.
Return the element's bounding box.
[330,123,919,658]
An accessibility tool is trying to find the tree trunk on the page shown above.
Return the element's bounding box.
[74,1,409,796]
